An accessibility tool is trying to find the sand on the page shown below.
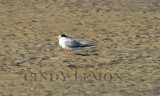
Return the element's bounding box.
[0,0,160,96]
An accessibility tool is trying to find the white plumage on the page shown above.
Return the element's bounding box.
[55,35,94,54]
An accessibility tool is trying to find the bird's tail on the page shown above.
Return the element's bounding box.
[80,42,94,47]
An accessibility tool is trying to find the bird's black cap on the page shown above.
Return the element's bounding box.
[61,34,67,37]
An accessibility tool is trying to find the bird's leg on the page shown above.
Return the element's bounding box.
[67,51,72,55]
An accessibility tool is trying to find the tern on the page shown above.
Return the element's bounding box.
[54,34,94,55]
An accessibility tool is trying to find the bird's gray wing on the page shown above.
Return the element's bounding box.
[64,38,81,48]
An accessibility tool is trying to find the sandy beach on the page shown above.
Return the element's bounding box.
[0,0,160,96]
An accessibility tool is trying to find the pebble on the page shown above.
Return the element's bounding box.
[14,60,24,64]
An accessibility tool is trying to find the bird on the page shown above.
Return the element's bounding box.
[54,34,94,55]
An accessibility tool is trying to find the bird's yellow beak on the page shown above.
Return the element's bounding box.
[54,37,59,40]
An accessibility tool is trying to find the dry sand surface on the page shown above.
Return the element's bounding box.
[0,0,160,96]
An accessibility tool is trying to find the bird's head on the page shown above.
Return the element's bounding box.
[54,34,67,40]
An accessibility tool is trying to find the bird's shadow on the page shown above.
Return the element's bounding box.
[75,49,98,56]
[75,53,90,56]
[76,53,98,56]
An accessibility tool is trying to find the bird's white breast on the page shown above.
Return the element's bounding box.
[59,37,67,49]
